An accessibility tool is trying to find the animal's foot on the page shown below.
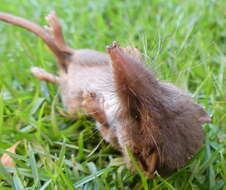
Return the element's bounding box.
[45,11,73,54]
[82,91,103,115]
[31,67,59,83]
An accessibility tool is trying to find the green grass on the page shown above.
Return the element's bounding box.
[0,0,225,189]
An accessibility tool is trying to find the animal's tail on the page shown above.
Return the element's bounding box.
[0,11,73,69]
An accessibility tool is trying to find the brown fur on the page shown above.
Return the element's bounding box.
[107,42,210,175]
[0,11,211,177]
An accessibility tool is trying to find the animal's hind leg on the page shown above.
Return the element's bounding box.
[31,67,59,84]
[45,11,73,54]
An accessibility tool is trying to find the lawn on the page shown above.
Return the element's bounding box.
[0,0,225,189]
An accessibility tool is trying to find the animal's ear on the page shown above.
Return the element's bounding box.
[195,105,211,124]
[106,42,158,118]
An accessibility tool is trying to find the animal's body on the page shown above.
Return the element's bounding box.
[0,11,210,177]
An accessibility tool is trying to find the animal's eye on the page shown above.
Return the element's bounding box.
[131,112,141,122]
[89,92,96,98]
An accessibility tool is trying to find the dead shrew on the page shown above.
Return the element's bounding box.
[0,11,211,177]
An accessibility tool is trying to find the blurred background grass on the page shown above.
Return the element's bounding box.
[0,0,225,189]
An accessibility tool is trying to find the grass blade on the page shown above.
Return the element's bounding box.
[74,167,112,188]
